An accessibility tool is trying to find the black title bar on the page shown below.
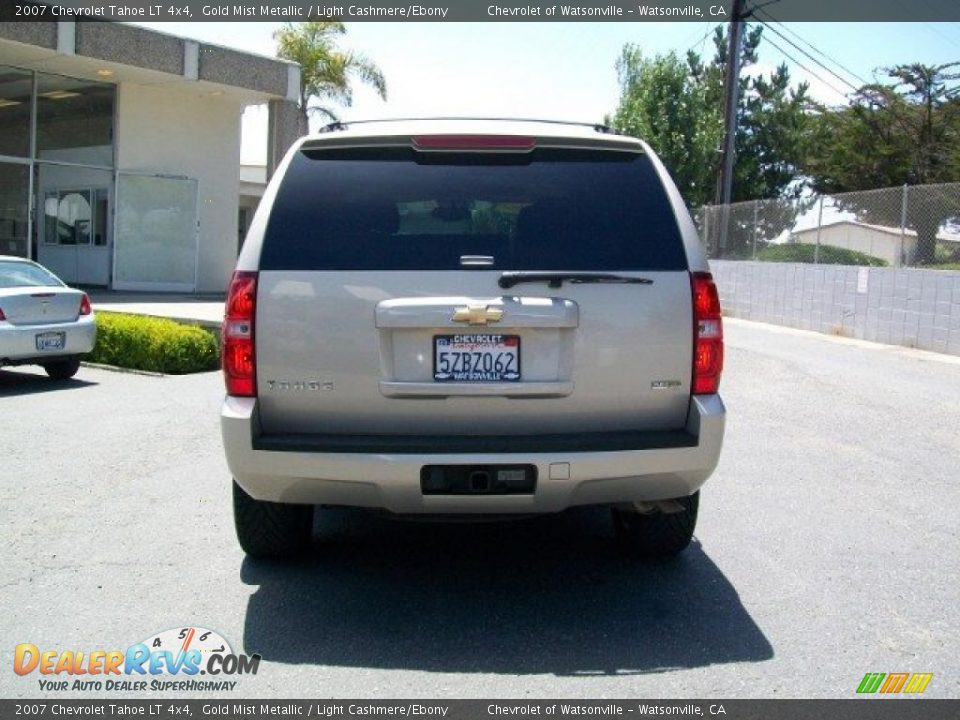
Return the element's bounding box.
[3,0,960,22]
[2,700,960,720]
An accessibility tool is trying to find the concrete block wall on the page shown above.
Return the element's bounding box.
[711,261,960,356]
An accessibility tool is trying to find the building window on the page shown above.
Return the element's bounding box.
[0,162,29,257]
[36,73,114,167]
[0,66,31,158]
[93,188,108,246]
[44,190,93,246]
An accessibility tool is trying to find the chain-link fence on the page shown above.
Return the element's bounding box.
[694,183,960,268]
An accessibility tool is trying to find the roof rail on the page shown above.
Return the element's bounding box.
[318,117,617,135]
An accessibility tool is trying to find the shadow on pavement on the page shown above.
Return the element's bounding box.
[241,506,772,676]
[0,369,97,396]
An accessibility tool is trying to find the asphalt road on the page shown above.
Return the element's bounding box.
[2,319,959,699]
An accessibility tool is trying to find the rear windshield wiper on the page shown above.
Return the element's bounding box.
[498,271,654,289]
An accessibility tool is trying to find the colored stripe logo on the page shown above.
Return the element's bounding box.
[857,672,933,694]
[903,674,934,694]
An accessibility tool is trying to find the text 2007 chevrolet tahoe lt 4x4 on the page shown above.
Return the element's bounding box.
[221,119,725,558]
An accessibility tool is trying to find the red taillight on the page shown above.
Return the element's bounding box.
[79,294,92,316]
[691,272,723,395]
[222,271,258,397]
[412,135,536,152]
[0,306,5,321]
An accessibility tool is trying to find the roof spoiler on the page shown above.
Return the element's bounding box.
[319,117,617,135]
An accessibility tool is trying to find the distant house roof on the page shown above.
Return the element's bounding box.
[793,220,960,243]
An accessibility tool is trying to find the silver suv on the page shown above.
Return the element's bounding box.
[220,119,725,558]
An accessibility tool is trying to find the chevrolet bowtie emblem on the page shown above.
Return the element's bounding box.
[451,304,504,325]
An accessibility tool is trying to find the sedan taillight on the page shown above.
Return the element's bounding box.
[79,294,92,316]
[222,271,258,397]
[691,272,724,395]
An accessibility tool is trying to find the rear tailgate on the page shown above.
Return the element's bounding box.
[254,140,693,437]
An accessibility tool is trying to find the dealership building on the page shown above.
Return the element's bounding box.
[0,21,301,292]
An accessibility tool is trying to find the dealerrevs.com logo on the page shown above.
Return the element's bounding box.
[14,626,260,692]
[857,672,934,695]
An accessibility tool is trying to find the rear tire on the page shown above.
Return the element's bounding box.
[612,491,699,558]
[43,356,81,380]
[233,480,313,558]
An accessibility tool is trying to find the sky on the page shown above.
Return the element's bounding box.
[133,21,960,166]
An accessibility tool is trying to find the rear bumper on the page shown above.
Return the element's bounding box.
[221,394,725,514]
[0,315,96,365]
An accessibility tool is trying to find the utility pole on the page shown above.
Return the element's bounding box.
[717,0,746,253]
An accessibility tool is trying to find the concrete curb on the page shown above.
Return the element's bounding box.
[80,362,166,378]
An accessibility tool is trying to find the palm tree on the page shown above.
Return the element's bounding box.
[274,22,387,132]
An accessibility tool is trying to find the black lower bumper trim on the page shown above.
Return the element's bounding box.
[253,429,696,454]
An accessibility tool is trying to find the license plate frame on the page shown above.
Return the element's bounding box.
[433,334,521,383]
[35,331,65,352]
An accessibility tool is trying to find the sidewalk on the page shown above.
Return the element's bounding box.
[88,292,225,328]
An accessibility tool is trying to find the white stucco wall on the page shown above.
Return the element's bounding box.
[115,82,243,293]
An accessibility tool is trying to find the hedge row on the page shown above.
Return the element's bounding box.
[755,243,888,267]
[88,312,219,374]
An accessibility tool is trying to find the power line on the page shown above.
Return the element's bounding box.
[754,11,928,139]
[753,7,870,88]
[922,22,960,51]
[749,24,851,100]
[678,21,712,52]
[753,17,860,97]
[911,0,960,48]
[749,18,922,148]
[751,12,920,138]
[686,22,721,58]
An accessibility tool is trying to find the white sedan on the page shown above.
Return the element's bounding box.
[0,255,96,380]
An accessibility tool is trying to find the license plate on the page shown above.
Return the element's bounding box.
[434,334,521,382]
[35,332,65,351]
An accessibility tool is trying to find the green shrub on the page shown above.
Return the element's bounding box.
[89,312,219,374]
[755,243,888,267]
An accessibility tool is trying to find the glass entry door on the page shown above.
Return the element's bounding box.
[38,187,111,286]
[36,165,113,287]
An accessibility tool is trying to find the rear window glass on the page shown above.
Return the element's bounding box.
[259,146,687,271]
[0,261,63,289]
